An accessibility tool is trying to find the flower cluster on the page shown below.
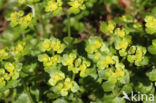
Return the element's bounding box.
[65,55,91,77]
[38,54,61,67]
[97,56,115,70]
[10,11,32,29]
[0,62,22,87]
[145,16,156,34]
[85,36,127,85]
[38,37,89,96]
[85,36,103,54]
[100,20,116,34]
[10,42,28,58]
[68,0,86,14]
[0,49,9,61]
[49,71,65,86]
[40,38,66,53]
[45,0,63,16]
[127,46,149,66]
[115,36,132,56]
[105,63,125,83]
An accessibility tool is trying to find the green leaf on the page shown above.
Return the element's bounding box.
[100,22,107,33]
[30,86,40,102]
[98,69,108,80]
[120,83,133,94]
[13,93,31,103]
[102,81,115,92]
[71,82,80,93]
[63,37,74,45]
[0,80,20,92]
[146,69,156,81]
[112,97,125,103]
[148,46,156,55]
[53,98,68,103]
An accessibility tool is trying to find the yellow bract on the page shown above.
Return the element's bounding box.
[146,16,154,23]
[64,78,73,90]
[115,28,125,38]
[79,65,86,72]
[16,44,24,51]
[107,24,115,31]
[94,52,101,61]
[5,63,15,73]
[57,83,63,90]
[105,56,114,64]
[42,56,49,63]
[66,58,74,66]
[46,1,58,12]
[115,68,125,77]
[94,41,102,49]
[49,73,65,86]
[10,11,32,28]
[119,41,128,50]
[51,41,61,51]
[0,49,8,57]
[71,1,80,8]
[51,55,58,63]
[18,0,25,4]
[42,41,51,50]
[135,51,143,62]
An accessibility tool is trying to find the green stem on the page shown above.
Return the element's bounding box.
[67,12,71,37]
[72,73,75,81]
[27,4,35,17]
[22,80,34,103]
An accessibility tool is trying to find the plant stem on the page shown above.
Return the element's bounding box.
[22,80,34,103]
[72,73,75,81]
[67,12,71,37]
[27,4,35,17]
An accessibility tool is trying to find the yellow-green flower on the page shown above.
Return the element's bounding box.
[94,52,101,61]
[79,64,86,73]
[145,16,156,34]
[4,63,15,73]
[115,68,125,78]
[0,49,8,58]
[59,78,73,96]
[41,39,51,51]
[10,11,22,26]
[19,13,32,29]
[115,28,125,38]
[105,56,114,64]
[75,58,82,67]
[64,78,73,91]
[46,1,58,12]
[107,24,115,32]
[97,56,115,70]
[45,0,63,14]
[94,40,102,49]
[105,69,114,78]
[4,73,11,81]
[10,11,32,29]
[119,41,128,50]
[85,36,103,54]
[16,44,24,52]
[38,54,50,63]
[62,53,77,66]
[56,82,64,91]
[44,55,61,67]
[69,1,81,9]
[68,0,86,14]
[49,72,65,86]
